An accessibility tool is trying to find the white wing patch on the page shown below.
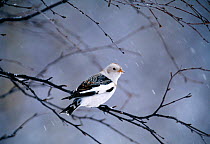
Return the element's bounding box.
[80,82,115,94]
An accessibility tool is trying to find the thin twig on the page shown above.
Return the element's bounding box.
[161,93,192,108]
[2,2,33,9]
[0,113,38,141]
[0,0,69,23]
[74,115,141,144]
[0,58,34,71]
[1,65,210,144]
[66,1,124,54]
[40,0,66,18]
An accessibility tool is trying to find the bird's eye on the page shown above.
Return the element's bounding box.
[113,68,116,70]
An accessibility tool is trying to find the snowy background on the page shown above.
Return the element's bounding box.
[0,0,209,144]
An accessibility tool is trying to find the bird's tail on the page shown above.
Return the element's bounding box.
[60,98,82,115]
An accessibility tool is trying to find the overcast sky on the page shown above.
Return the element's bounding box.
[0,0,209,144]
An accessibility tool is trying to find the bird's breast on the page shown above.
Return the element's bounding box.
[80,87,116,107]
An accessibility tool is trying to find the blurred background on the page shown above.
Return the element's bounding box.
[0,0,209,144]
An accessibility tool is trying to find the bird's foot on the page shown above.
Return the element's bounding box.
[98,105,110,113]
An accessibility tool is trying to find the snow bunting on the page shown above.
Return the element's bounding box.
[60,63,124,115]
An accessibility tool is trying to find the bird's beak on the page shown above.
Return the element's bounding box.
[118,68,125,73]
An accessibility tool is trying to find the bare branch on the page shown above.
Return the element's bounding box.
[0,58,34,71]
[2,2,33,9]
[154,67,210,115]
[161,93,192,108]
[0,113,38,141]
[66,1,124,54]
[74,115,141,144]
[0,69,102,144]
[0,0,69,23]
[0,70,73,94]
[112,0,209,42]
[40,0,66,18]
[1,67,210,144]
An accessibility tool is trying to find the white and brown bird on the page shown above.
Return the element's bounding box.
[60,63,124,115]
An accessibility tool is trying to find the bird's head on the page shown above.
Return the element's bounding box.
[101,63,124,84]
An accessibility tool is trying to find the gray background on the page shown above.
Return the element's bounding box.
[0,0,209,144]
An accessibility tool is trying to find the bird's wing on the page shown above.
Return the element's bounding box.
[77,73,112,93]
[61,73,113,100]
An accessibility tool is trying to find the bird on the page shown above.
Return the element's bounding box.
[60,63,124,115]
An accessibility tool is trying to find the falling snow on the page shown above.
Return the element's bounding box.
[202,74,207,80]
[44,125,47,131]
[152,89,156,95]
[0,1,209,144]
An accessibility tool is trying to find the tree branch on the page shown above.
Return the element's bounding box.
[0,0,69,23]
[0,113,38,141]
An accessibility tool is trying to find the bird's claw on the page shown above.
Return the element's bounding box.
[98,105,110,113]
